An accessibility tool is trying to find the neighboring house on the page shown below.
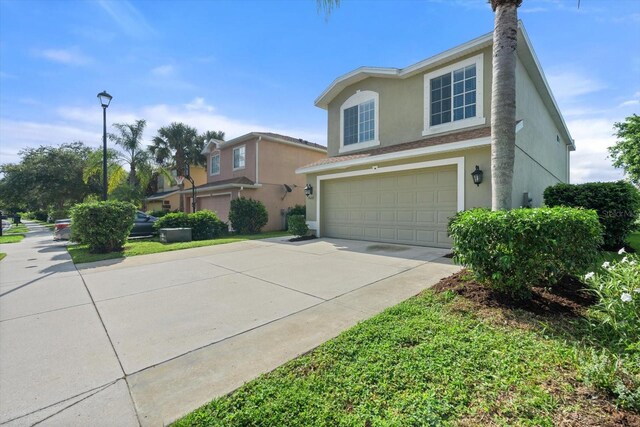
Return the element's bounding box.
[196,132,327,231]
[145,165,207,212]
[297,22,574,248]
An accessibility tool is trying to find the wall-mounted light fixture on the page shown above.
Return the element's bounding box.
[304,184,313,198]
[471,165,483,187]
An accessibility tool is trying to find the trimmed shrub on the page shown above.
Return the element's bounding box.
[286,204,306,217]
[448,207,603,299]
[189,210,227,240]
[25,210,48,222]
[544,181,640,249]
[229,197,268,234]
[153,212,189,230]
[71,201,136,253]
[146,209,180,218]
[153,210,227,240]
[288,215,308,237]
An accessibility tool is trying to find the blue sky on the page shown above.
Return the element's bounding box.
[1,0,639,183]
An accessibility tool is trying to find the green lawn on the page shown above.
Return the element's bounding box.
[0,234,24,244]
[627,230,640,252]
[67,231,290,264]
[175,289,632,426]
[3,223,28,234]
[32,220,56,230]
[0,253,6,261]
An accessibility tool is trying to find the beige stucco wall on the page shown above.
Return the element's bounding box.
[325,47,493,157]
[206,141,257,183]
[304,147,491,234]
[513,56,570,207]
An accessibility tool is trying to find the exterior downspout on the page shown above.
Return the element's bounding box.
[255,136,261,184]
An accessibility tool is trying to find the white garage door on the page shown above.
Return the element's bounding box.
[321,165,457,247]
[198,194,232,222]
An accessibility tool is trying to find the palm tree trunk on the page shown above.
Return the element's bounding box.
[490,0,520,210]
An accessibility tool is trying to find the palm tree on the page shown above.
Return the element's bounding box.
[201,130,226,143]
[317,0,523,210]
[490,0,522,210]
[149,122,205,211]
[108,119,147,187]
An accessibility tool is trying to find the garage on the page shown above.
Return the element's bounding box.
[198,194,232,222]
[320,165,457,247]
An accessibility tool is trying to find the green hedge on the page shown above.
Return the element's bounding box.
[544,181,640,249]
[71,201,136,253]
[229,197,268,234]
[153,210,227,240]
[287,215,308,237]
[448,207,603,299]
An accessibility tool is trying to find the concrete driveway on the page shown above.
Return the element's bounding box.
[0,223,459,426]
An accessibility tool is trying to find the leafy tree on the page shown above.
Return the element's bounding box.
[201,130,226,143]
[149,122,206,211]
[108,119,148,187]
[83,148,127,197]
[609,114,640,187]
[0,142,98,213]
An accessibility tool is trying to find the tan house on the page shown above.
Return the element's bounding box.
[146,166,207,212]
[297,22,574,248]
[196,132,327,231]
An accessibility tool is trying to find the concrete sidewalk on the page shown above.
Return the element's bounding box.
[1,224,459,426]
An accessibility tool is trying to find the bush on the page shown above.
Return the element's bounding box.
[448,207,603,299]
[146,209,178,218]
[229,197,268,234]
[24,210,48,221]
[71,201,136,253]
[544,181,640,249]
[286,204,306,217]
[153,210,227,241]
[288,215,308,237]
[189,210,227,240]
[47,208,68,223]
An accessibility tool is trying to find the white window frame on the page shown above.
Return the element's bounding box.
[232,145,246,171]
[423,53,485,136]
[339,90,380,154]
[210,152,220,176]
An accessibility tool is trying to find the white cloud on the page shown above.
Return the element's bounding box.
[151,65,174,77]
[546,69,605,104]
[567,118,625,183]
[97,0,156,39]
[2,98,325,165]
[619,99,639,107]
[34,47,91,66]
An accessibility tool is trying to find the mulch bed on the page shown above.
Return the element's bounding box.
[432,270,596,317]
[288,235,317,243]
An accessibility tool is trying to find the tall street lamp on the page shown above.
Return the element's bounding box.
[97,90,113,201]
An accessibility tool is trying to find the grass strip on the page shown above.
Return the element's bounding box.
[67,231,290,264]
[0,234,24,244]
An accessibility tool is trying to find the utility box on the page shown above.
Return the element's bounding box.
[159,228,192,243]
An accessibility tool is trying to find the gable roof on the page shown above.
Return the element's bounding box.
[314,22,574,151]
[206,132,327,153]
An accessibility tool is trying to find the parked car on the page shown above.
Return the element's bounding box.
[53,211,157,241]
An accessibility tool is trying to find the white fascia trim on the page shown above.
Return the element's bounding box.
[314,157,465,237]
[423,53,485,136]
[195,191,232,199]
[518,23,575,151]
[296,136,490,175]
[315,31,493,109]
[186,183,262,194]
[221,132,327,153]
[145,191,179,201]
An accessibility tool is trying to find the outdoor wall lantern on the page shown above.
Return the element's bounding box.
[471,165,483,187]
[304,184,313,198]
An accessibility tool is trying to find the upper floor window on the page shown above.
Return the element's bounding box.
[233,145,245,170]
[340,90,380,153]
[423,53,485,135]
[210,153,220,175]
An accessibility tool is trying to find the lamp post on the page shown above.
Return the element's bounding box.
[97,91,112,201]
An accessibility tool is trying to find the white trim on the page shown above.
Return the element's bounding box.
[196,191,232,199]
[209,152,220,176]
[297,136,490,175]
[185,183,262,194]
[423,53,485,136]
[339,90,380,153]
[221,132,327,153]
[255,137,261,183]
[314,157,465,237]
[232,145,246,171]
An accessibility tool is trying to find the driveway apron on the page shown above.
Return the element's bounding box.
[1,223,459,426]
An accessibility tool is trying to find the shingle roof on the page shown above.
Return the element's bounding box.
[145,189,179,201]
[252,132,327,151]
[300,126,491,169]
[193,176,255,190]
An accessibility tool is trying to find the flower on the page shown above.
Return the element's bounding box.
[634,288,640,294]
[602,261,611,269]
[621,256,629,263]
[618,248,627,255]
[584,272,595,280]
[621,293,632,302]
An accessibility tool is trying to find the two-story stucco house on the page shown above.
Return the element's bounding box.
[146,165,207,212]
[297,22,574,248]
[196,132,327,231]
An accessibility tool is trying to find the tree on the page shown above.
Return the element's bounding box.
[149,122,205,211]
[201,130,226,143]
[490,0,522,210]
[0,142,98,214]
[317,0,523,211]
[609,114,640,187]
[108,119,147,187]
[83,148,127,197]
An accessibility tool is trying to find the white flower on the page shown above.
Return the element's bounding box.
[602,261,611,269]
[634,288,640,294]
[618,248,627,255]
[630,260,637,266]
[584,272,595,280]
[621,256,629,263]
[621,293,632,302]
